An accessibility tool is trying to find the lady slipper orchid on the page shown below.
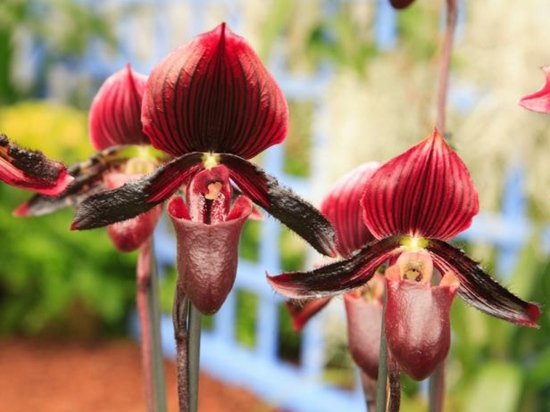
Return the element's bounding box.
[16,65,163,252]
[519,66,550,113]
[270,130,540,378]
[0,134,72,195]
[70,23,336,314]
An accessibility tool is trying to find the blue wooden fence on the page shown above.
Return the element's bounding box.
[36,0,545,410]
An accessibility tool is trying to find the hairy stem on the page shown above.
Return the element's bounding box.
[137,239,167,412]
[376,288,388,412]
[436,0,458,135]
[387,367,401,412]
[429,362,445,412]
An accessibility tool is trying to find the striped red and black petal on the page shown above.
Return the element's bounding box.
[0,134,72,195]
[89,65,149,150]
[71,152,203,230]
[285,297,332,332]
[142,23,288,159]
[220,153,336,257]
[519,66,550,114]
[267,236,403,299]
[428,239,540,327]
[320,162,379,257]
[362,130,479,241]
[389,0,416,9]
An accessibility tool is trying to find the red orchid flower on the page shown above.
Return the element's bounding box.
[519,66,550,114]
[270,130,540,376]
[0,134,72,195]
[17,65,163,252]
[70,23,336,314]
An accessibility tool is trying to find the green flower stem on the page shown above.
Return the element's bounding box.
[137,239,167,412]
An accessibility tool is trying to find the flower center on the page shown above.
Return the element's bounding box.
[396,250,433,284]
[202,152,220,170]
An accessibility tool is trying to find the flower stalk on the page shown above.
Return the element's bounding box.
[375,289,388,412]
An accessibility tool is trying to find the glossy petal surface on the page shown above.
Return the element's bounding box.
[0,134,71,195]
[168,195,253,314]
[428,239,540,327]
[362,130,479,240]
[267,236,403,299]
[142,23,288,159]
[72,152,203,229]
[321,162,379,257]
[221,153,336,256]
[519,67,550,114]
[89,65,149,150]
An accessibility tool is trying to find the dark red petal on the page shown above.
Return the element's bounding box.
[14,146,131,217]
[285,297,332,332]
[344,293,382,380]
[320,162,379,257]
[221,153,337,256]
[389,0,416,9]
[89,65,149,150]
[168,194,253,314]
[72,152,202,230]
[267,236,403,299]
[142,23,288,159]
[519,66,550,114]
[385,277,456,380]
[428,239,541,327]
[0,134,72,195]
[362,130,479,240]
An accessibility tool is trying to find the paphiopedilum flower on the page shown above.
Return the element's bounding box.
[70,23,336,314]
[1,134,72,195]
[16,65,163,252]
[271,130,540,377]
[519,66,550,114]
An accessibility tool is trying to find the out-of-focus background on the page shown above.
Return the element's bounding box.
[1,0,550,411]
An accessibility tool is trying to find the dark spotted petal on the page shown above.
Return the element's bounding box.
[320,162,379,257]
[14,146,132,216]
[220,153,336,256]
[72,152,203,229]
[89,65,149,150]
[362,130,479,241]
[267,236,403,299]
[142,23,288,159]
[0,134,72,195]
[389,0,416,9]
[428,239,540,327]
[519,66,550,114]
[285,298,332,332]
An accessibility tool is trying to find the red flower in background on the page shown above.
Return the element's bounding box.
[519,66,550,114]
[271,130,540,379]
[70,24,335,314]
[0,134,71,195]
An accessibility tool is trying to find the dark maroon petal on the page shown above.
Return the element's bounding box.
[220,153,336,256]
[285,298,332,332]
[389,0,416,9]
[14,146,131,217]
[428,239,541,327]
[0,134,72,195]
[385,277,456,381]
[519,66,550,114]
[72,152,202,230]
[142,23,288,159]
[344,293,382,380]
[320,163,379,257]
[362,130,479,241]
[168,194,253,314]
[89,65,149,150]
[267,236,403,299]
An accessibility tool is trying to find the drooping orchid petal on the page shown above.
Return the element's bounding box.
[0,134,72,195]
[220,153,336,256]
[267,236,403,298]
[519,66,550,114]
[169,195,253,314]
[320,162,379,257]
[389,0,416,9]
[142,23,288,159]
[361,130,479,241]
[428,239,540,327]
[286,297,332,332]
[71,152,203,229]
[89,65,149,150]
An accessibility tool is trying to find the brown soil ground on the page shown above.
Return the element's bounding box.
[0,337,276,412]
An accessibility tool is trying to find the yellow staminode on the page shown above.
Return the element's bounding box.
[203,152,220,169]
[401,235,428,252]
